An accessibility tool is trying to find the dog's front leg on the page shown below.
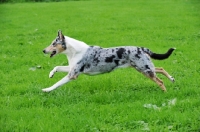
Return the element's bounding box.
[49,66,70,78]
[42,75,71,92]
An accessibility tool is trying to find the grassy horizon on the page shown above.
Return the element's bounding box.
[0,0,200,131]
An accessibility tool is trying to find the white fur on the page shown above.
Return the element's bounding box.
[42,36,89,92]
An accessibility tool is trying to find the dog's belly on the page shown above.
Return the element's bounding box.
[82,61,131,75]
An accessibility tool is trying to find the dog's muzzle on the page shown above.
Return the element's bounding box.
[50,51,56,57]
[43,49,56,58]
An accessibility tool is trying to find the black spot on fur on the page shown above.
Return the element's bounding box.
[85,64,91,69]
[145,65,150,69]
[77,60,82,65]
[105,55,115,62]
[135,54,140,59]
[80,65,85,72]
[137,47,142,55]
[141,47,150,53]
[94,57,100,63]
[116,48,126,59]
[114,60,119,65]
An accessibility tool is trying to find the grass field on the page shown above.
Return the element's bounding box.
[0,0,200,131]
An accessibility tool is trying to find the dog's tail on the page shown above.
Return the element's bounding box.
[142,47,176,60]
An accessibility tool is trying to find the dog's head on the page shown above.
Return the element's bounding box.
[43,30,66,58]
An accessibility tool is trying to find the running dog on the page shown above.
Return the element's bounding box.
[42,30,175,92]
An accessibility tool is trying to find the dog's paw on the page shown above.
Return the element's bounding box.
[42,88,52,92]
[49,70,55,78]
[170,76,175,83]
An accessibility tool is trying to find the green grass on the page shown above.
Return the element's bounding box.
[0,0,200,131]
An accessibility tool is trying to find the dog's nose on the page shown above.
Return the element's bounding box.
[43,50,46,53]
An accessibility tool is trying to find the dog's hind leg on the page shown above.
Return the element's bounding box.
[49,66,70,78]
[140,70,167,92]
[42,75,71,92]
[150,76,167,92]
[155,67,175,82]
[130,62,167,92]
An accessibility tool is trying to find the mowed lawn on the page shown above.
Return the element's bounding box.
[0,0,200,131]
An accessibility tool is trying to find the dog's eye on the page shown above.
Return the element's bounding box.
[52,42,57,47]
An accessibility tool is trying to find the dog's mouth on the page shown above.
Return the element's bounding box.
[50,51,57,58]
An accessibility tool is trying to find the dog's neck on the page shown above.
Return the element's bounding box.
[62,36,89,63]
[64,36,89,53]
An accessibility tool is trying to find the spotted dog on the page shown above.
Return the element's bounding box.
[42,30,175,92]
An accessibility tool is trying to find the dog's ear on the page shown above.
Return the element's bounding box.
[58,30,65,40]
